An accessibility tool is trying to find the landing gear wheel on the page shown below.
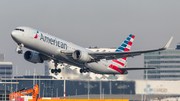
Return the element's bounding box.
[80,68,90,73]
[58,69,61,73]
[18,50,23,54]
[51,69,55,73]
[80,69,83,73]
[54,69,57,73]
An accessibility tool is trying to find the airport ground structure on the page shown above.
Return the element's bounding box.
[1,75,180,101]
[0,54,12,79]
[144,44,180,80]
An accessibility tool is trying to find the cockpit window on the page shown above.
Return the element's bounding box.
[15,28,24,32]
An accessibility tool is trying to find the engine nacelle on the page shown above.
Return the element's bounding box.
[72,50,91,62]
[24,51,44,64]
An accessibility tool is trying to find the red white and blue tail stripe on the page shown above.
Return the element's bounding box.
[109,34,135,74]
[115,34,135,52]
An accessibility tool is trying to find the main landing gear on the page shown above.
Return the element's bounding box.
[80,67,89,73]
[16,44,24,54]
[51,60,61,73]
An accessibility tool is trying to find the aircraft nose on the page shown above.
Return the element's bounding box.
[11,30,20,43]
[11,31,17,39]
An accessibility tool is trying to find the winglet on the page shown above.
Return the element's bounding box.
[161,37,173,50]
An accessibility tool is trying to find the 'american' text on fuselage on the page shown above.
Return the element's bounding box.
[40,34,67,49]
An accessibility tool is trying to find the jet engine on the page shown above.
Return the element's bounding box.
[72,50,91,62]
[24,51,44,63]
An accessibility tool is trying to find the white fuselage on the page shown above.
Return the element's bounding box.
[11,27,125,74]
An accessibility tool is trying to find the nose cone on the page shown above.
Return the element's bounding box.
[11,31,17,40]
[11,31,16,38]
[11,30,20,43]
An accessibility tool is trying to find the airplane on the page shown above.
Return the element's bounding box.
[11,26,173,75]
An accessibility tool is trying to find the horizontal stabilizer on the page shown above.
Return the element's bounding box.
[120,67,156,70]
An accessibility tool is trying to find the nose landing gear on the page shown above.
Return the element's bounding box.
[16,44,24,54]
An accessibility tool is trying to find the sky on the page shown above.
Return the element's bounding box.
[0,0,180,80]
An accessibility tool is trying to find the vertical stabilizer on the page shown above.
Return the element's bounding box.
[115,34,135,52]
[112,34,135,67]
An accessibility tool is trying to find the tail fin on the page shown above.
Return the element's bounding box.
[115,34,135,52]
[113,34,135,67]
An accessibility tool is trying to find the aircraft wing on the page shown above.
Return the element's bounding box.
[88,37,173,61]
[60,37,173,62]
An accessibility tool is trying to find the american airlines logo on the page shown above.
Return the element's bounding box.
[34,31,39,39]
[34,34,38,39]
[40,33,67,49]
